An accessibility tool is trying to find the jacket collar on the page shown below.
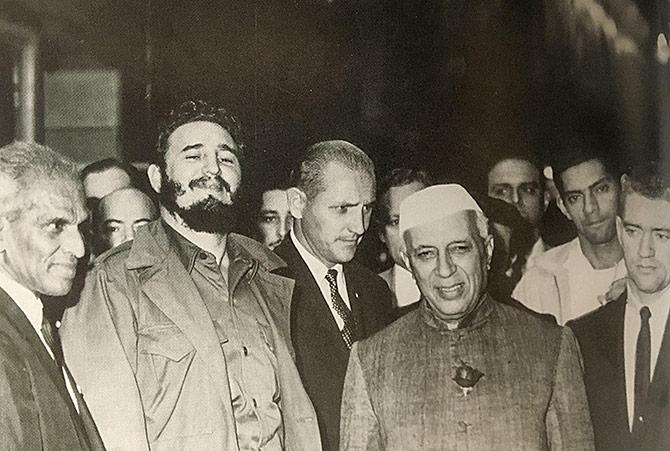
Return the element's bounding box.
[420,293,494,333]
[125,220,287,274]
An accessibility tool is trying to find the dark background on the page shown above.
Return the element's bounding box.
[1,0,667,188]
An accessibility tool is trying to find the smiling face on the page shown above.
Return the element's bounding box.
[559,159,619,245]
[149,120,242,234]
[0,180,88,296]
[257,189,292,250]
[291,162,375,267]
[618,192,670,300]
[487,158,544,227]
[403,211,493,324]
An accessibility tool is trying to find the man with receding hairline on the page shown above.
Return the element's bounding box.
[92,187,158,255]
[273,140,393,451]
[0,141,103,449]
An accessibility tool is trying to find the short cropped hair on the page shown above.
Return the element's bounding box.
[0,141,80,221]
[289,140,375,199]
[155,99,245,166]
[620,162,670,214]
[376,167,433,224]
[552,147,620,197]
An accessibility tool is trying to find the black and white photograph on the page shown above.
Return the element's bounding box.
[0,1,669,449]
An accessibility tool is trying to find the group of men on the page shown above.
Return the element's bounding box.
[0,98,668,450]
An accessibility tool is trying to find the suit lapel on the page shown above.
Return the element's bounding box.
[643,300,670,448]
[0,288,78,415]
[598,296,630,436]
[276,239,348,355]
[343,264,367,338]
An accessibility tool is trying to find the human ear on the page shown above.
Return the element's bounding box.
[147,164,162,195]
[287,187,307,219]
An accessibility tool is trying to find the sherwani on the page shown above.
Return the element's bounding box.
[340,296,595,450]
[61,220,321,451]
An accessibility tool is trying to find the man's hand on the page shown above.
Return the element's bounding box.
[599,277,627,305]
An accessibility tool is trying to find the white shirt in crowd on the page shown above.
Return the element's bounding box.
[392,264,421,308]
[624,283,670,430]
[566,240,626,321]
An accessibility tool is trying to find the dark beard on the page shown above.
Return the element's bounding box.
[159,169,238,234]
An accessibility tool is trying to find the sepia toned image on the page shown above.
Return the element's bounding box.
[0,1,668,450]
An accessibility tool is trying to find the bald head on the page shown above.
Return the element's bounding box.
[94,188,157,253]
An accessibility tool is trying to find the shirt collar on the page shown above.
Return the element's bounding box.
[0,269,43,332]
[290,229,343,280]
[626,281,670,321]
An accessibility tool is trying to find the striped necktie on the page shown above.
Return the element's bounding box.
[325,269,357,349]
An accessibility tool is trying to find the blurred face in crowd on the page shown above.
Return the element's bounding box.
[403,211,493,325]
[96,188,157,252]
[257,189,292,250]
[488,158,544,227]
[290,162,375,267]
[618,192,670,301]
[149,121,242,234]
[558,159,618,246]
[380,181,426,269]
[83,166,132,200]
[0,179,87,296]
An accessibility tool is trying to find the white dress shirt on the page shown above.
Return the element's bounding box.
[392,264,421,308]
[290,230,351,331]
[0,269,79,411]
[624,283,670,430]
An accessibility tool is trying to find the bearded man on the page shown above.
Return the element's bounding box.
[60,100,321,451]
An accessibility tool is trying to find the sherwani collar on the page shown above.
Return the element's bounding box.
[420,293,494,333]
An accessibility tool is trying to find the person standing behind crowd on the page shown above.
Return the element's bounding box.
[376,167,432,315]
[245,169,293,251]
[91,187,158,256]
[569,163,670,450]
[0,141,104,449]
[514,143,625,324]
[80,157,138,203]
[487,153,549,270]
[340,184,594,450]
[273,140,393,451]
[61,100,320,450]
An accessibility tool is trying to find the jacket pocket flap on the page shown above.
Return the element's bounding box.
[138,325,193,361]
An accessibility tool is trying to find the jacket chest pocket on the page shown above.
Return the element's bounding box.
[137,325,212,442]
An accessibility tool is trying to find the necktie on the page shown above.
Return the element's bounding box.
[41,317,65,368]
[633,306,651,432]
[325,269,357,349]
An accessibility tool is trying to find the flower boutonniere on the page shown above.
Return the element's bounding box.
[452,361,484,397]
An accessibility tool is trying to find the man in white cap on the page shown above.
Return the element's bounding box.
[339,184,595,450]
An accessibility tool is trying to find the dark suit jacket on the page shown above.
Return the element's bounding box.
[0,287,104,450]
[274,238,393,451]
[569,292,670,451]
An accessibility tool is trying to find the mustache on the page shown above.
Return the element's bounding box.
[188,175,231,193]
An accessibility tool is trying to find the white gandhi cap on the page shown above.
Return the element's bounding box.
[398,183,484,236]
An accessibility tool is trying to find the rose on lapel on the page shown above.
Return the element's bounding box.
[452,361,484,397]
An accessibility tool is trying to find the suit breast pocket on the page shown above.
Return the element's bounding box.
[137,325,211,442]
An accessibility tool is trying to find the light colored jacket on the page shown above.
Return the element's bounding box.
[340,298,595,450]
[61,220,321,451]
[512,238,626,324]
